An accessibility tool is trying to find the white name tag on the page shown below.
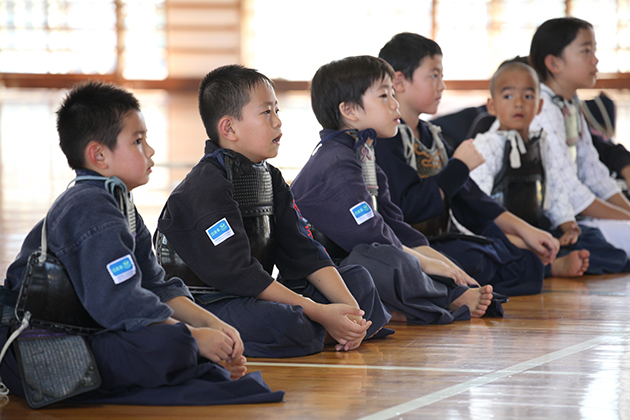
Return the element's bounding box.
[349,201,374,225]
[206,217,234,246]
[106,254,136,284]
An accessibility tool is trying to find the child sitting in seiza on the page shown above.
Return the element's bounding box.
[470,61,629,274]
[290,55,503,325]
[374,33,585,294]
[529,17,630,258]
[0,81,284,406]
[157,65,391,359]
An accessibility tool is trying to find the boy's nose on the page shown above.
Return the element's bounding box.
[391,96,400,110]
[273,113,282,128]
[146,142,155,158]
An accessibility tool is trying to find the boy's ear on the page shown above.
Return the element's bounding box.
[536,98,544,115]
[85,141,108,169]
[218,116,237,142]
[393,71,407,92]
[486,97,497,117]
[544,54,562,76]
[339,102,359,122]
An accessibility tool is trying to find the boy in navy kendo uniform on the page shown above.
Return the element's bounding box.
[0,81,284,405]
[373,33,587,294]
[157,65,391,359]
[470,60,629,275]
[290,55,503,325]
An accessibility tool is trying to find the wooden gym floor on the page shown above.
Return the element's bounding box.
[1,88,630,419]
[2,275,630,419]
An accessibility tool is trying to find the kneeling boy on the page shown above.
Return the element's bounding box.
[375,32,578,292]
[157,65,391,358]
[471,60,629,275]
[0,81,283,406]
[290,56,502,324]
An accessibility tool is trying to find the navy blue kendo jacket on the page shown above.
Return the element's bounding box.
[3,169,191,331]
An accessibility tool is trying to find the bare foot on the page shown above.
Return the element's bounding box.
[550,250,589,277]
[220,355,247,380]
[449,285,493,318]
[388,310,408,323]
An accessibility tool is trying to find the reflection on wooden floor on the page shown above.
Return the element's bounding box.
[2,87,630,419]
[3,274,630,419]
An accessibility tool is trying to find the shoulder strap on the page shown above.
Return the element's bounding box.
[40,175,136,262]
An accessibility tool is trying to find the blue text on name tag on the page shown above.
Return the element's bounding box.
[206,217,234,246]
[349,201,374,225]
[106,254,136,284]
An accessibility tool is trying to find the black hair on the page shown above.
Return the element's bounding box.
[310,55,395,130]
[198,64,273,143]
[489,57,539,97]
[378,32,442,81]
[56,80,140,169]
[529,17,593,82]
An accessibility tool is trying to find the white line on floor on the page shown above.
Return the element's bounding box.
[357,334,623,420]
[247,362,490,374]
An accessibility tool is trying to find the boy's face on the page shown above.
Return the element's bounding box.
[230,82,282,163]
[350,75,401,138]
[396,54,445,116]
[107,110,154,191]
[487,67,543,139]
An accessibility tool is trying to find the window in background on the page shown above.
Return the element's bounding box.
[0,0,117,74]
[244,0,433,80]
[246,0,630,80]
[572,0,630,73]
[437,0,566,78]
[0,1,627,80]
[0,0,166,79]
[121,1,167,80]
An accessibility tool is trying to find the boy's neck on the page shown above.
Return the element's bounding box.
[215,138,242,157]
[82,162,109,178]
[215,138,263,164]
[498,124,530,143]
[76,167,104,177]
[516,128,530,142]
[338,125,375,145]
[216,137,232,151]
[398,106,422,139]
